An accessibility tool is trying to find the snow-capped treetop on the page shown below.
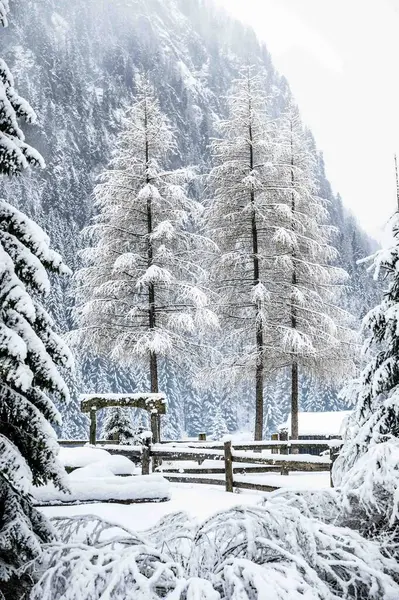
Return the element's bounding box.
[0,19,45,175]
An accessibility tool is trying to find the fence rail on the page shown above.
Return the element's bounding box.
[107,438,340,492]
[59,437,341,493]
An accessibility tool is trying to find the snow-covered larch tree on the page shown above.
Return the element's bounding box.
[75,81,217,441]
[333,207,399,538]
[207,67,276,440]
[0,1,72,586]
[270,101,356,440]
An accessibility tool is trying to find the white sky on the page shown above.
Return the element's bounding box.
[214,0,399,240]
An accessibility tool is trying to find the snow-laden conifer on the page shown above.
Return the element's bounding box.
[0,0,44,176]
[0,4,72,583]
[0,1,8,27]
[209,404,228,440]
[101,407,137,444]
[206,67,276,440]
[75,80,217,439]
[333,211,399,538]
[269,101,356,439]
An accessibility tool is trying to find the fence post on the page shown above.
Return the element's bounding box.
[271,433,278,455]
[224,440,234,493]
[89,407,97,445]
[329,445,340,488]
[151,413,159,444]
[279,431,288,455]
[280,464,289,476]
[142,435,151,475]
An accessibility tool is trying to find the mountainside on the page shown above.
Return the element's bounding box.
[0,0,380,438]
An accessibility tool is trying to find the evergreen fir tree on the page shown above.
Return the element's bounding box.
[159,358,184,440]
[0,1,72,582]
[210,405,228,441]
[333,210,399,537]
[101,408,136,444]
[0,7,44,176]
[184,387,205,437]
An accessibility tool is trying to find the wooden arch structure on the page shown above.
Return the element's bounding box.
[80,393,167,444]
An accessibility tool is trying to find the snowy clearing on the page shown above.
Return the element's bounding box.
[40,483,262,530]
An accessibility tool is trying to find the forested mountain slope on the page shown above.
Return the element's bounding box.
[0,0,380,437]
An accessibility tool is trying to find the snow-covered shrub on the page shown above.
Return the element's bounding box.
[262,487,342,525]
[30,502,399,600]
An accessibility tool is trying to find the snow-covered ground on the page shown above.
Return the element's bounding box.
[41,445,330,528]
[40,469,330,531]
[41,483,261,530]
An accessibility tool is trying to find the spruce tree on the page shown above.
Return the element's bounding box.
[101,408,137,444]
[333,210,399,536]
[210,405,229,441]
[0,1,72,584]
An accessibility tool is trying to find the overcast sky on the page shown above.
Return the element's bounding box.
[214,0,399,241]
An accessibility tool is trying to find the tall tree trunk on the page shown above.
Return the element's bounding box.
[248,84,264,441]
[253,197,264,441]
[290,119,299,446]
[144,97,160,443]
[291,361,299,440]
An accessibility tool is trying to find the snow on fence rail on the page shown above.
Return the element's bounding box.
[153,440,338,491]
[60,438,341,492]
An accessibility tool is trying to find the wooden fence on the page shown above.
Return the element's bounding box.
[70,438,342,493]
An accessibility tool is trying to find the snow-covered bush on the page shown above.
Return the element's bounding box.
[29,500,399,600]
